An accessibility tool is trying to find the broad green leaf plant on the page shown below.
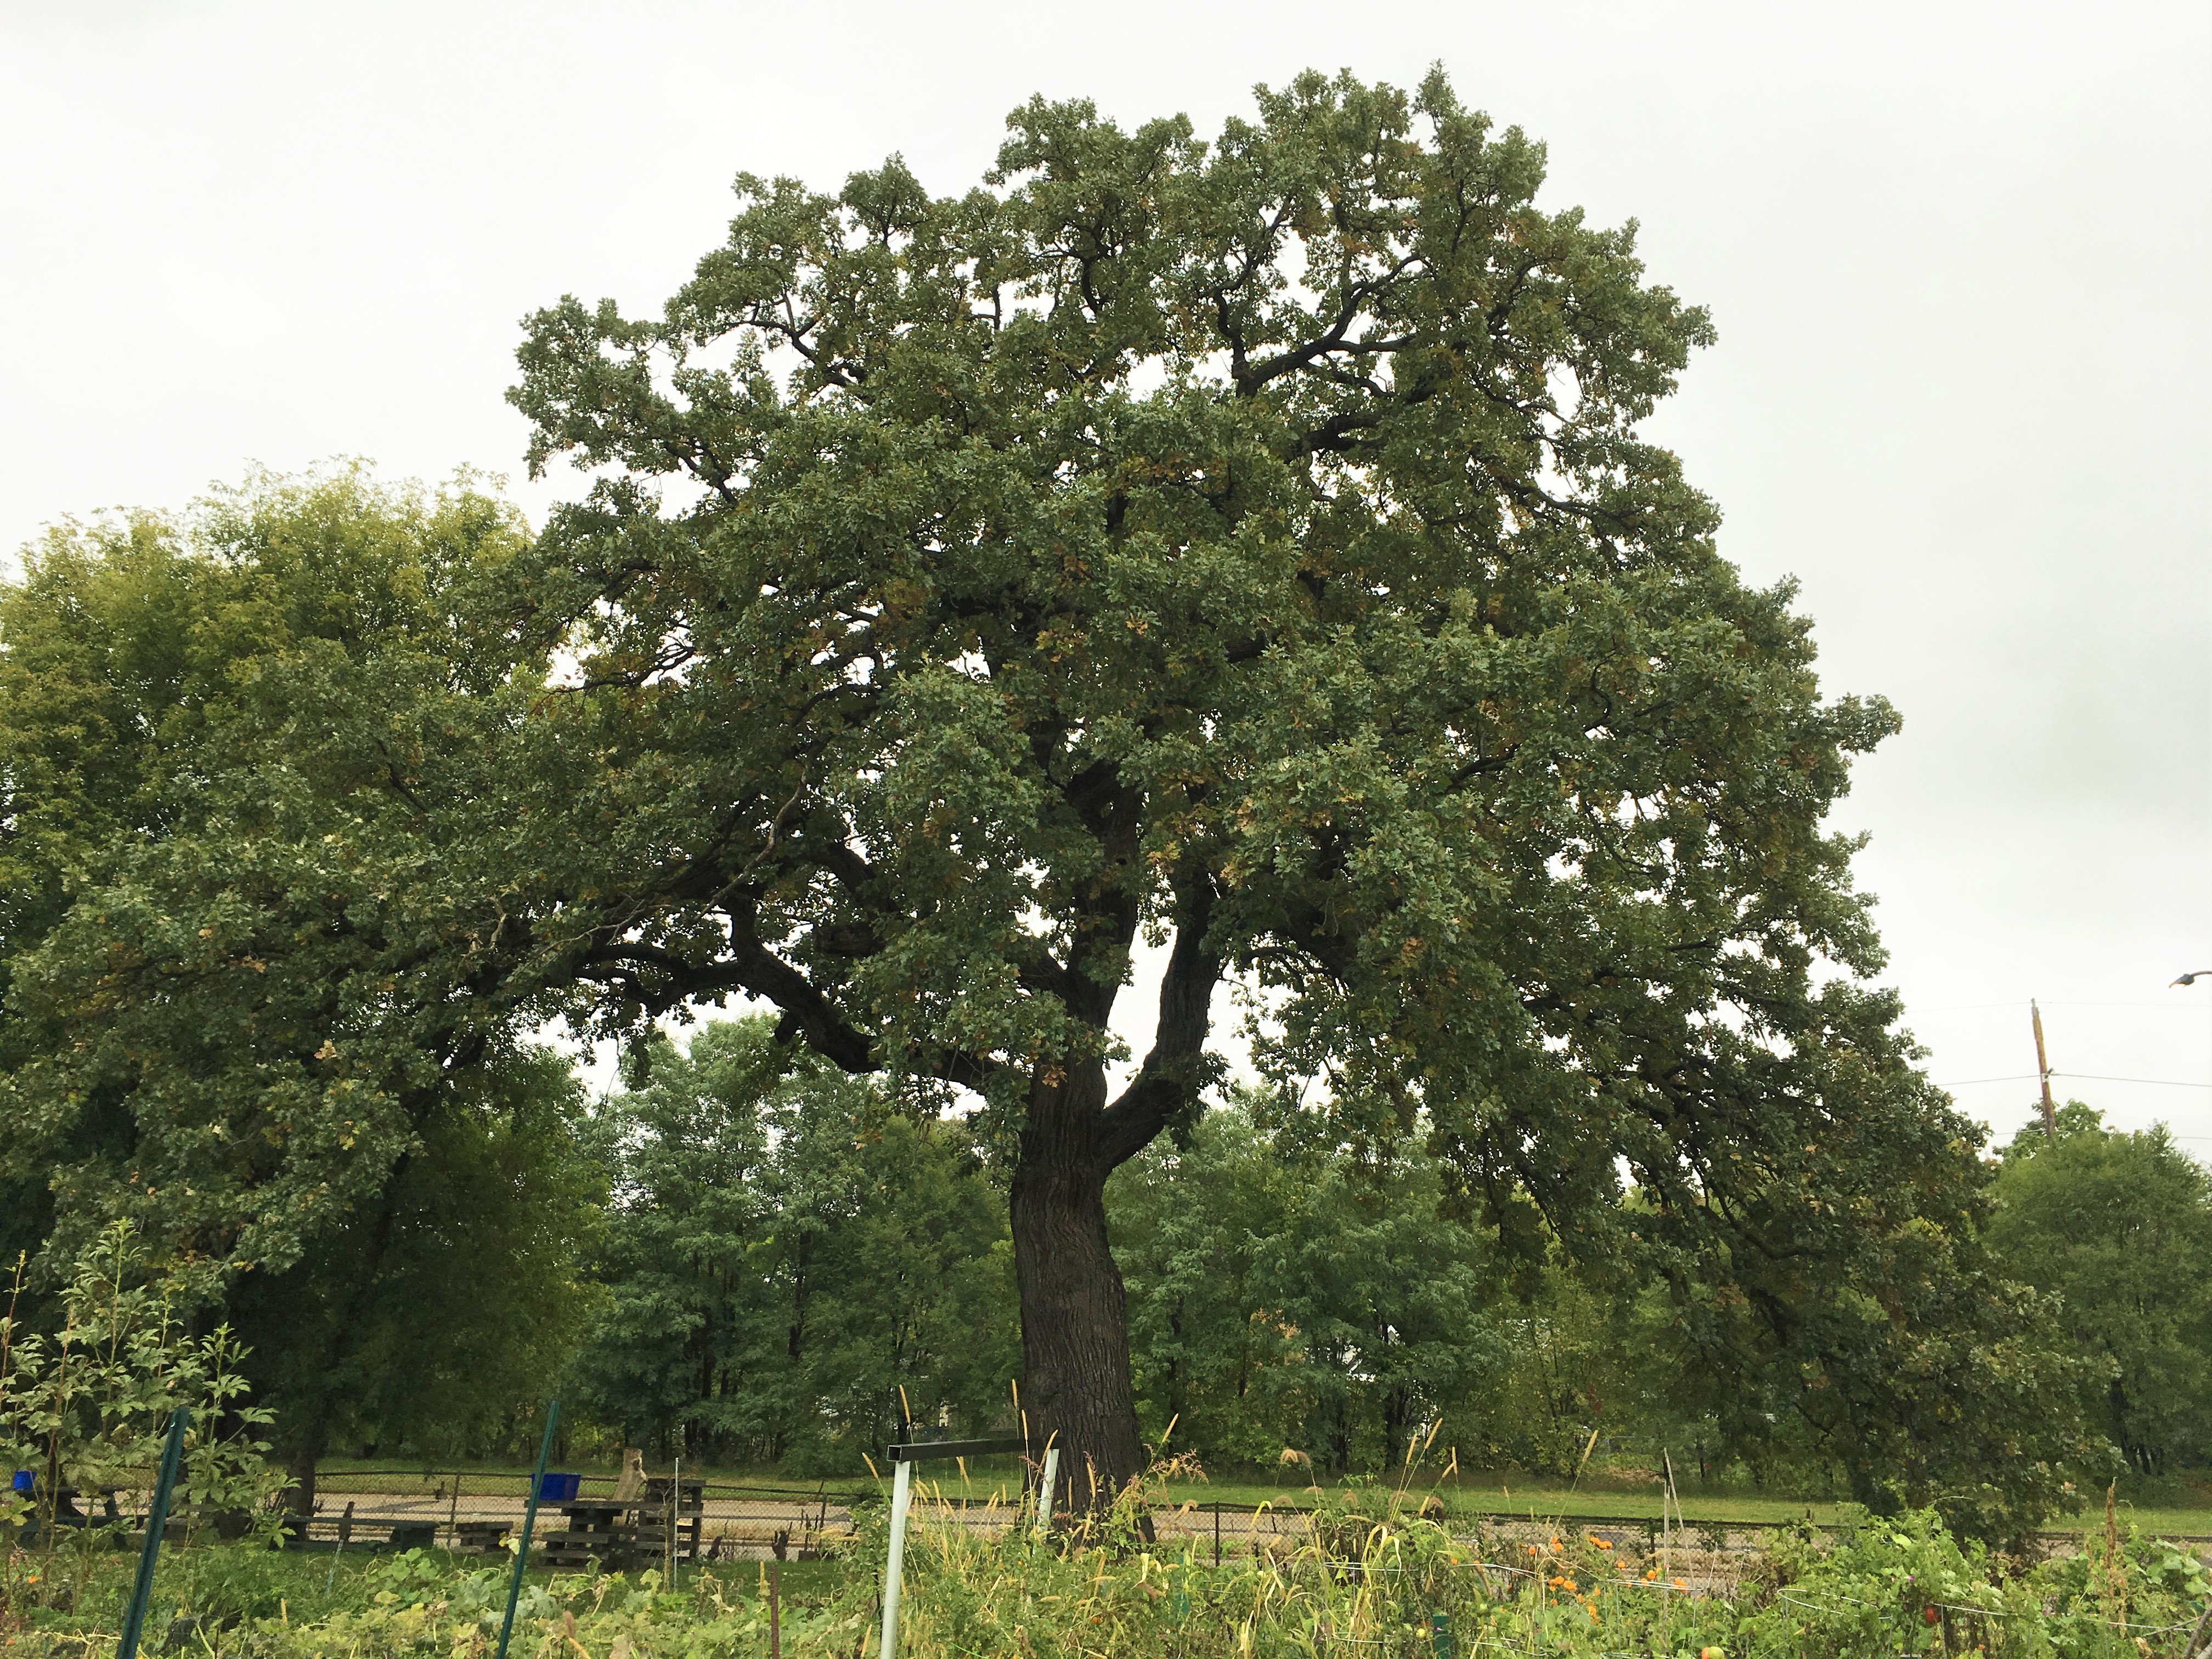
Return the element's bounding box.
[0,1222,286,1612]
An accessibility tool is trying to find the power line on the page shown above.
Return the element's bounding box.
[1936,1071,2212,1090]
[1913,1000,2212,1013]
[2047,1001,2212,1010]
[2055,1071,2212,1090]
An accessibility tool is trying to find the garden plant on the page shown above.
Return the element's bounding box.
[3,1454,2207,1656]
[1,1221,290,1623]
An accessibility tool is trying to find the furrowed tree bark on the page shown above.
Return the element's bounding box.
[1009,1060,1147,1517]
[1012,883,1221,1517]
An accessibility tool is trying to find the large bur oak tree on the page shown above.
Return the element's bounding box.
[500,68,1915,1503]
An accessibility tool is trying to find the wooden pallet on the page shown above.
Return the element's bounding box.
[534,1497,702,1571]
[453,1520,510,1555]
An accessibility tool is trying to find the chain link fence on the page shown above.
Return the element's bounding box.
[45,1464,2212,1578]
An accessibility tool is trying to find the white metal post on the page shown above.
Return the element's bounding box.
[879,1459,914,1659]
[1034,1446,1060,1538]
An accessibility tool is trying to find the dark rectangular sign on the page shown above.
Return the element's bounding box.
[883,1436,1035,1464]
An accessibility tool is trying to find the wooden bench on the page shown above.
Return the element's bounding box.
[538,1498,634,1570]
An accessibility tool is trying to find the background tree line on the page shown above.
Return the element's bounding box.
[556,1017,2212,1505]
[4,467,2202,1538]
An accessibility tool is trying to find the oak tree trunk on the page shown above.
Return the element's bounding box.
[1009,1064,1146,1516]
[285,1412,326,1533]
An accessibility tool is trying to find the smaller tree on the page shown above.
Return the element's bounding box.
[564,1024,770,1462]
[1109,1102,1307,1469]
[225,1048,605,1511]
[1987,1102,2212,1476]
[568,1018,1018,1470]
[0,464,549,1288]
[0,467,593,1515]
[1111,1096,1527,1475]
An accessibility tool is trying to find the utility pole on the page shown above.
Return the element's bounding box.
[2032,998,2056,1138]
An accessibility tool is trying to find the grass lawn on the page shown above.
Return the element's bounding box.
[1171,1476,2212,1538]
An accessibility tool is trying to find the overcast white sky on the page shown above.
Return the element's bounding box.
[3,0,2205,1149]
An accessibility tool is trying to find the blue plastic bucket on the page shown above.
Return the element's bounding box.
[536,1472,581,1502]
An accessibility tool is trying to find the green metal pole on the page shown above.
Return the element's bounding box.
[116,1407,190,1659]
[493,1401,558,1659]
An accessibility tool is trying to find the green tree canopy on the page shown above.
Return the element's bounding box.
[489,65,1969,1496]
[1987,1103,2212,1477]
[1631,1140,2110,1544]
[0,468,601,1506]
[3,70,2063,1515]
[568,1016,1017,1470]
[0,466,552,1272]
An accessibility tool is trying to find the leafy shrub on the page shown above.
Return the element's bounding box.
[0,1222,289,1620]
[2027,1503,2211,1658]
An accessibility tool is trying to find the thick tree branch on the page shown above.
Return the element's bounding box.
[1098,874,1223,1169]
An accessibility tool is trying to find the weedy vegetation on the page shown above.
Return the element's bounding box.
[3,1454,2207,1657]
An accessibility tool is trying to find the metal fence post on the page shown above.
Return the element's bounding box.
[117,1406,190,1659]
[873,1427,1033,1657]
[878,1458,913,1659]
[1033,1446,1059,1539]
[494,1401,559,1659]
